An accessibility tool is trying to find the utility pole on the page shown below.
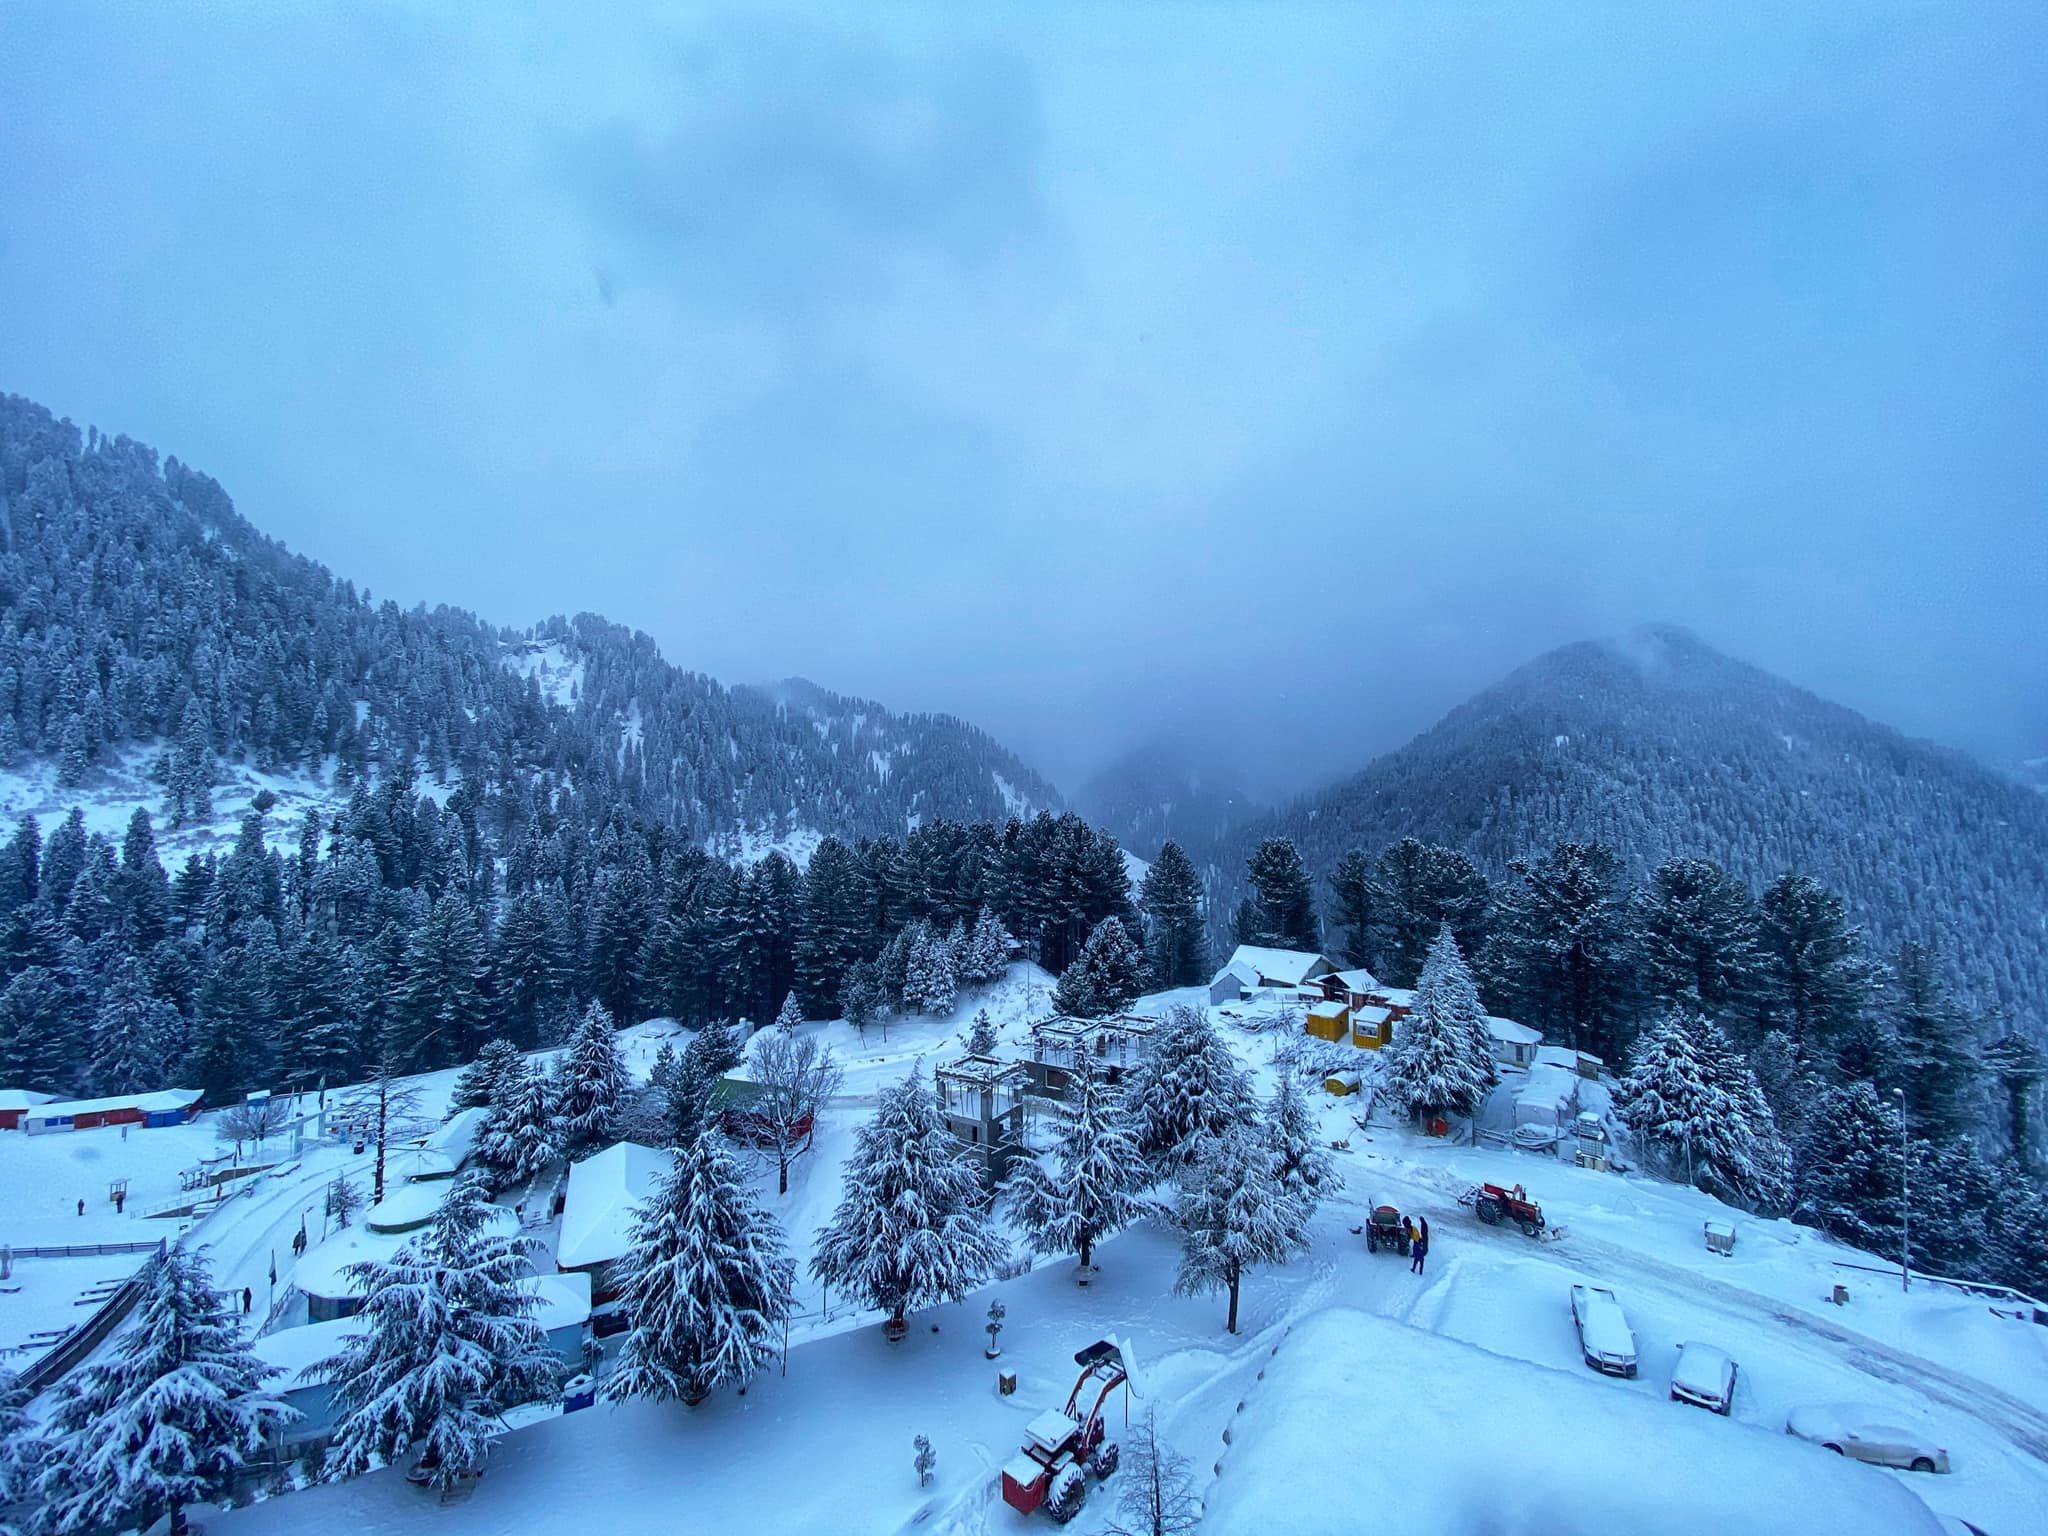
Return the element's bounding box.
[1893,1088,1910,1293]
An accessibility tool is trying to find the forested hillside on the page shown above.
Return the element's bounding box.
[0,394,1058,853]
[1073,740,1264,860]
[1207,627,2048,1036]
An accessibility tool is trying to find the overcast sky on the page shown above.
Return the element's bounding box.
[2,2,2042,795]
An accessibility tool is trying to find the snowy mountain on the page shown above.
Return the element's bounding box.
[1212,626,2048,1034]
[0,394,1058,854]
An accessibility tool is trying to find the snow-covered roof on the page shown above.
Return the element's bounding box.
[935,1053,1030,1086]
[364,1179,445,1233]
[0,1088,56,1112]
[1217,946,1338,989]
[1377,987,1416,1009]
[28,1087,203,1118]
[1353,1005,1395,1028]
[557,1141,670,1270]
[1306,1000,1347,1020]
[1533,1044,1583,1072]
[1330,967,1381,993]
[394,1105,488,1179]
[1484,1016,1543,1047]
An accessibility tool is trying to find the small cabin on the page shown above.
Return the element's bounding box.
[1304,1000,1350,1043]
[1350,1002,1397,1050]
[1483,1016,1543,1070]
[934,1055,1032,1183]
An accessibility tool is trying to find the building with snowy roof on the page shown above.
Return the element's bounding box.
[296,1199,522,1321]
[0,1088,55,1131]
[16,1087,204,1133]
[1023,1013,1155,1099]
[390,1105,487,1182]
[1484,1016,1544,1069]
[934,1054,1032,1182]
[1213,945,1340,994]
[556,1141,669,1300]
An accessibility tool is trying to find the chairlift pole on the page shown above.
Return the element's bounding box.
[1894,1088,1910,1293]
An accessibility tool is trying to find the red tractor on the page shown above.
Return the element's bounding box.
[1464,1181,1552,1238]
[1001,1340,1129,1523]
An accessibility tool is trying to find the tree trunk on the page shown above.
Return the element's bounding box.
[1079,1233,1092,1271]
[778,1145,789,1196]
[1226,1264,1240,1334]
[168,1502,187,1536]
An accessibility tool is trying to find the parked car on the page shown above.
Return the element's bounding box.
[1785,1403,1950,1473]
[1669,1341,1736,1414]
[1569,1283,1638,1378]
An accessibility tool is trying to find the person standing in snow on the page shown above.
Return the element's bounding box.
[241,1287,251,1315]
[1410,1217,1430,1275]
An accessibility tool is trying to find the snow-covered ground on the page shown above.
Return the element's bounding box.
[12,973,2044,1534]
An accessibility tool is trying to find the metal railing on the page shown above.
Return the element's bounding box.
[17,1239,167,1395]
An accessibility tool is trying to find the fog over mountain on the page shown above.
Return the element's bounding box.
[2,3,2042,797]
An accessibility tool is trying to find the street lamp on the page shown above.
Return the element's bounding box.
[1893,1088,1910,1293]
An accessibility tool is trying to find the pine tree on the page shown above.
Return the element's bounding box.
[1886,940,1980,1143]
[966,1008,999,1056]
[1689,1017,1793,1211]
[452,1038,526,1113]
[0,1366,46,1531]
[664,1039,717,1145]
[1005,1057,1148,1275]
[606,1133,796,1406]
[1614,1006,1721,1185]
[1327,848,1377,971]
[1367,839,1491,988]
[168,697,214,828]
[1266,1068,1339,1213]
[1793,1081,1904,1255]
[773,991,806,1033]
[554,1001,630,1152]
[901,920,958,1016]
[810,1070,1009,1334]
[319,1173,557,1490]
[89,960,187,1096]
[1121,1004,1256,1176]
[1491,842,1637,1062]
[841,961,884,1040]
[1384,927,1495,1123]
[1172,1122,1310,1333]
[1983,1032,2046,1169]
[389,890,490,1071]
[37,1248,290,1535]
[1638,858,1760,1019]
[326,1171,363,1230]
[1139,841,1207,987]
[475,1061,559,1186]
[1242,838,1319,951]
[693,1015,743,1077]
[959,905,1013,987]
[1756,873,1873,1059]
[494,889,567,1047]
[795,836,871,1015]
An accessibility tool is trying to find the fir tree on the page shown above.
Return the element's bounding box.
[0,1366,46,1532]
[795,836,871,1015]
[1139,841,1208,987]
[966,1008,999,1057]
[168,697,214,829]
[89,959,187,1096]
[319,1173,557,1490]
[326,1171,364,1230]
[1491,841,1637,1062]
[1886,940,1981,1143]
[1366,839,1491,988]
[1266,1068,1339,1212]
[1327,848,1377,971]
[1614,1006,1720,1185]
[1383,927,1495,1123]
[451,1038,526,1113]
[1121,1004,1255,1176]
[1005,1056,1148,1275]
[900,920,958,1016]
[841,962,884,1040]
[810,1070,1009,1334]
[554,1002,630,1152]
[1983,1032,2046,1169]
[1793,1081,1904,1255]
[693,1015,743,1077]
[663,1039,717,1145]
[1757,873,1872,1059]
[37,1248,290,1536]
[475,1061,559,1186]
[1241,838,1319,951]
[389,890,490,1071]
[606,1133,796,1406]
[1637,858,1760,1020]
[1172,1122,1310,1334]
[773,991,806,1033]
[959,905,1013,987]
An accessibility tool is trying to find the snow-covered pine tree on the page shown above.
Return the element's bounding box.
[554,1001,630,1152]
[1756,873,1873,1059]
[1005,1056,1148,1276]
[1172,1121,1310,1334]
[1050,950,1102,1019]
[1109,1409,1201,1536]
[1687,1015,1793,1211]
[36,1247,290,1536]
[1364,839,1492,989]
[1637,858,1760,1020]
[451,1037,525,1112]
[1490,841,1638,1063]
[1266,1068,1339,1214]
[694,1015,744,1077]
[1983,1031,2046,1169]
[961,906,1013,986]
[664,1039,717,1145]
[901,922,958,1016]
[88,959,187,1097]
[605,1132,795,1406]
[647,1040,678,1090]
[1121,1004,1255,1176]
[1887,940,1982,1143]
[966,1008,999,1057]
[841,962,884,1040]
[1139,841,1208,988]
[0,1366,48,1535]
[319,1172,557,1490]
[326,1171,363,1229]
[475,1059,559,1187]
[1792,1081,1904,1255]
[1383,928,1494,1124]
[773,991,806,1033]
[810,1070,1009,1335]
[1614,1004,1721,1185]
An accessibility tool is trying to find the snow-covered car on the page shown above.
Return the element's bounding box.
[1669,1341,1736,1415]
[1785,1404,1950,1473]
[1569,1283,1638,1378]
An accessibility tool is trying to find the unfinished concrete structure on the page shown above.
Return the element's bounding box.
[934,1053,1033,1182]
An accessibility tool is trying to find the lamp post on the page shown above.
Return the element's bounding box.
[1893,1088,1910,1293]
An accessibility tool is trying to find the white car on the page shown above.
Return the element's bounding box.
[1669,1341,1736,1415]
[1569,1283,1638,1378]
[1786,1403,1951,1473]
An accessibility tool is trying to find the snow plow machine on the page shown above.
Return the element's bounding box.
[1001,1339,1130,1523]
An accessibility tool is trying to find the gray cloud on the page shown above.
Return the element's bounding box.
[0,1,2041,799]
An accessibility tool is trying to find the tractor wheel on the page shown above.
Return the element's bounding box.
[1476,1199,1501,1225]
[1093,1442,1120,1479]
[1519,1219,1541,1238]
[1047,1472,1087,1524]
[1366,1231,1377,1252]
